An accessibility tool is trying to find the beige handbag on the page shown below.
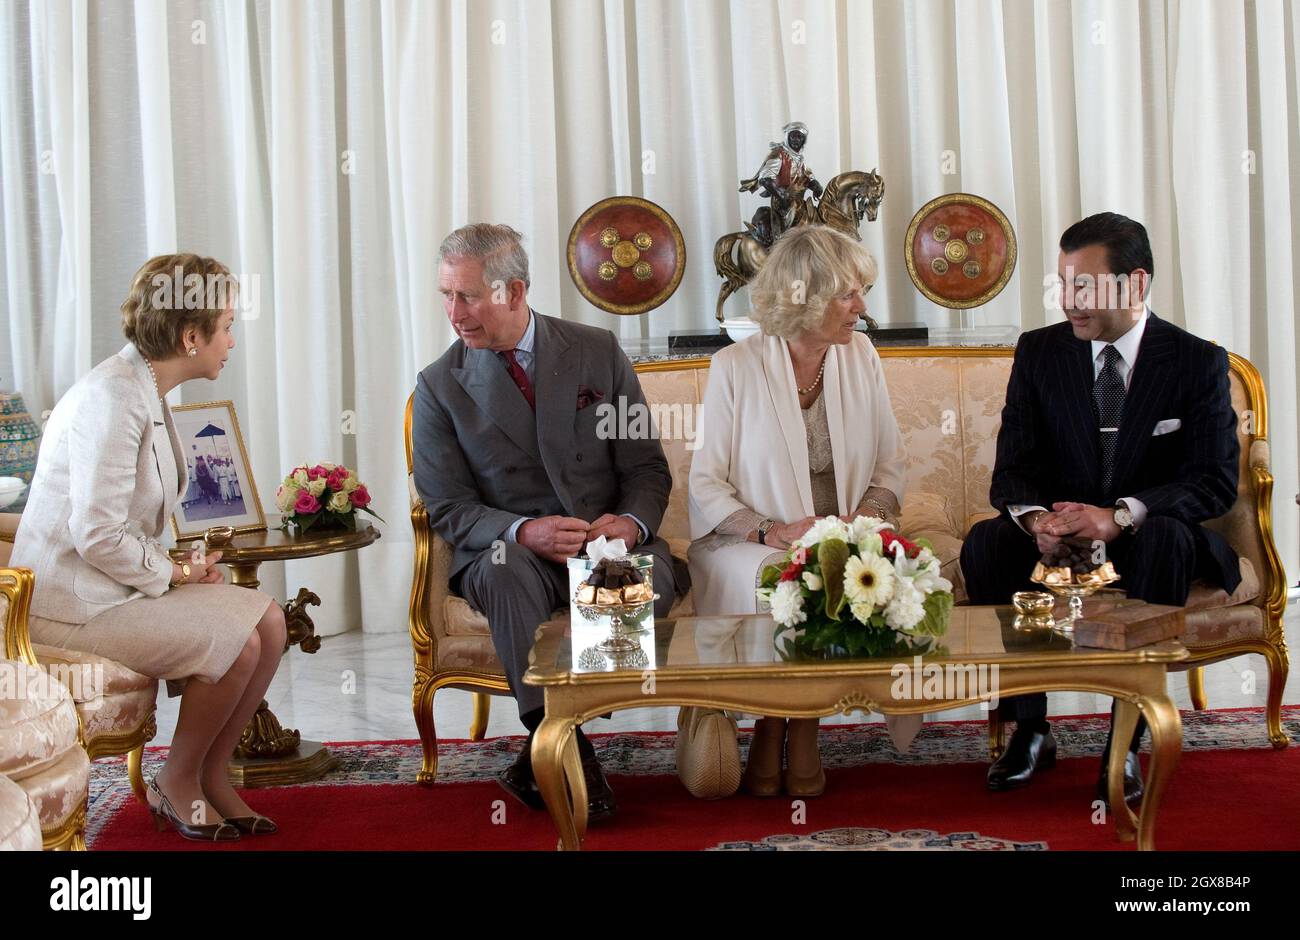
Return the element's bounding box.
[675,706,742,799]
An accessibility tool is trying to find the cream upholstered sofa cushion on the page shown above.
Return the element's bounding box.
[32,645,158,746]
[0,773,42,851]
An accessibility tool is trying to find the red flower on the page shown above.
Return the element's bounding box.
[308,465,329,481]
[294,490,321,514]
[779,561,803,582]
[880,529,920,559]
[326,467,349,491]
[349,484,371,509]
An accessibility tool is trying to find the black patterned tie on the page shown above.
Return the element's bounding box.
[1092,345,1126,500]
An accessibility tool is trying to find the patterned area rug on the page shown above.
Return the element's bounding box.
[86,707,1300,851]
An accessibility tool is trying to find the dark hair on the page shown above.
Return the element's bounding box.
[1060,212,1154,281]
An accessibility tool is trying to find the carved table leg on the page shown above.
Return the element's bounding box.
[1137,693,1182,852]
[225,583,339,786]
[533,717,583,851]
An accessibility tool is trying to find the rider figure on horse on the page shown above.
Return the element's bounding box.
[739,121,823,248]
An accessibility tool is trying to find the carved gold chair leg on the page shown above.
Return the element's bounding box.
[127,742,148,804]
[43,803,87,851]
[987,707,1005,761]
[469,692,491,741]
[413,676,441,785]
[1186,666,1207,711]
[1262,641,1290,749]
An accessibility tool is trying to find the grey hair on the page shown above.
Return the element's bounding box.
[438,223,531,288]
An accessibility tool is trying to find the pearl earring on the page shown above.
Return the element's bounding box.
[187,348,197,357]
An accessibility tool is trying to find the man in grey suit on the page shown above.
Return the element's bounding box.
[412,223,688,819]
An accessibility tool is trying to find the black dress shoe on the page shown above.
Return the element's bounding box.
[987,724,1057,791]
[1096,750,1144,807]
[580,751,619,822]
[497,746,546,810]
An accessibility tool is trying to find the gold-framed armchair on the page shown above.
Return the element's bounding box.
[0,514,157,809]
[404,395,511,785]
[1,566,89,850]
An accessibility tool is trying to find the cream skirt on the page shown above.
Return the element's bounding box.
[29,583,275,697]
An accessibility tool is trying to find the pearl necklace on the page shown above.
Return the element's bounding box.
[143,356,164,401]
[795,354,827,395]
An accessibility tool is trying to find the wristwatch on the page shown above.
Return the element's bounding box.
[757,519,776,545]
[1112,503,1136,535]
[171,561,191,587]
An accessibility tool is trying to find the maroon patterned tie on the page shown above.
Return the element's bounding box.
[499,348,535,411]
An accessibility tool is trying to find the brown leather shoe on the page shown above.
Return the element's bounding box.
[742,717,786,796]
[226,815,278,835]
[782,717,826,797]
[148,780,240,843]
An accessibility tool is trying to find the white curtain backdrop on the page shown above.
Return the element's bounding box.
[1,0,1296,636]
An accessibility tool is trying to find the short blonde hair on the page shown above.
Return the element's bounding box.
[121,253,236,361]
[749,225,878,339]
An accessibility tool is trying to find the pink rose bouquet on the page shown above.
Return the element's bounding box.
[275,461,383,533]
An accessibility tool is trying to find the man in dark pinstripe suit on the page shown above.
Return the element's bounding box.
[961,213,1241,805]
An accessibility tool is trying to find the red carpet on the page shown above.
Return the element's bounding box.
[87,707,1300,851]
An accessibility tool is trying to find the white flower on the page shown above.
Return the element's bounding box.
[884,579,926,632]
[291,468,309,487]
[342,472,360,493]
[849,599,875,624]
[307,478,327,498]
[843,553,895,609]
[767,580,807,628]
[275,484,299,513]
[801,571,823,592]
[848,514,892,545]
[327,490,351,513]
[797,516,849,547]
[857,531,883,557]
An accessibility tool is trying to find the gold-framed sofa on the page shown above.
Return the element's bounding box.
[405,346,1289,782]
[0,515,157,809]
[1,567,88,850]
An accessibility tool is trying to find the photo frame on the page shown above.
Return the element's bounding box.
[169,399,267,542]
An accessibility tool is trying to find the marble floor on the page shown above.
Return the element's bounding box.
[154,598,1300,748]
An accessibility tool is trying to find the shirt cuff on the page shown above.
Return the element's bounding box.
[620,513,649,546]
[505,517,531,542]
[1116,497,1147,530]
[1008,504,1049,534]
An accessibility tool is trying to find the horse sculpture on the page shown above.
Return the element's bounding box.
[713,169,884,325]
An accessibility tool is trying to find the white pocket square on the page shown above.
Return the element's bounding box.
[1152,418,1182,436]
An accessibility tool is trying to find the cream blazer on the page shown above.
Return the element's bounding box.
[687,330,906,617]
[11,343,186,624]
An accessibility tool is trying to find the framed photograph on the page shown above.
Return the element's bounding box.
[169,400,267,542]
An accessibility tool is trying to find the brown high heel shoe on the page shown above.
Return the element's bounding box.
[147,780,240,842]
[226,815,278,835]
[782,718,826,797]
[742,717,786,796]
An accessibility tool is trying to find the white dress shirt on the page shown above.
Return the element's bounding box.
[1010,307,1151,534]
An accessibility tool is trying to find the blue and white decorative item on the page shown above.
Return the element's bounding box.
[0,392,39,511]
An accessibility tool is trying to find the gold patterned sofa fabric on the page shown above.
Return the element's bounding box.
[405,346,1290,782]
[0,772,43,851]
[1,568,89,850]
[1,516,157,807]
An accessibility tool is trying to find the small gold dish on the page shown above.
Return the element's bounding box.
[1012,591,1054,616]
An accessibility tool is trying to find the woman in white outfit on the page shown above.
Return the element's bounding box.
[684,225,913,798]
[11,254,286,842]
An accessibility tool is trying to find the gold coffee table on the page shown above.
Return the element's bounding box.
[523,604,1187,851]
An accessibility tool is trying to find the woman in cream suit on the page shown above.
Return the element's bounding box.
[685,225,912,798]
[11,254,286,842]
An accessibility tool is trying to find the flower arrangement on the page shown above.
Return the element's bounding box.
[756,515,954,658]
[274,462,383,533]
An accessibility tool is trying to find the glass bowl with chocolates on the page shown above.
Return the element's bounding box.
[1030,539,1120,634]
[573,555,659,654]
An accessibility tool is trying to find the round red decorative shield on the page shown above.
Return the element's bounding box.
[567,196,686,316]
[904,193,1017,309]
